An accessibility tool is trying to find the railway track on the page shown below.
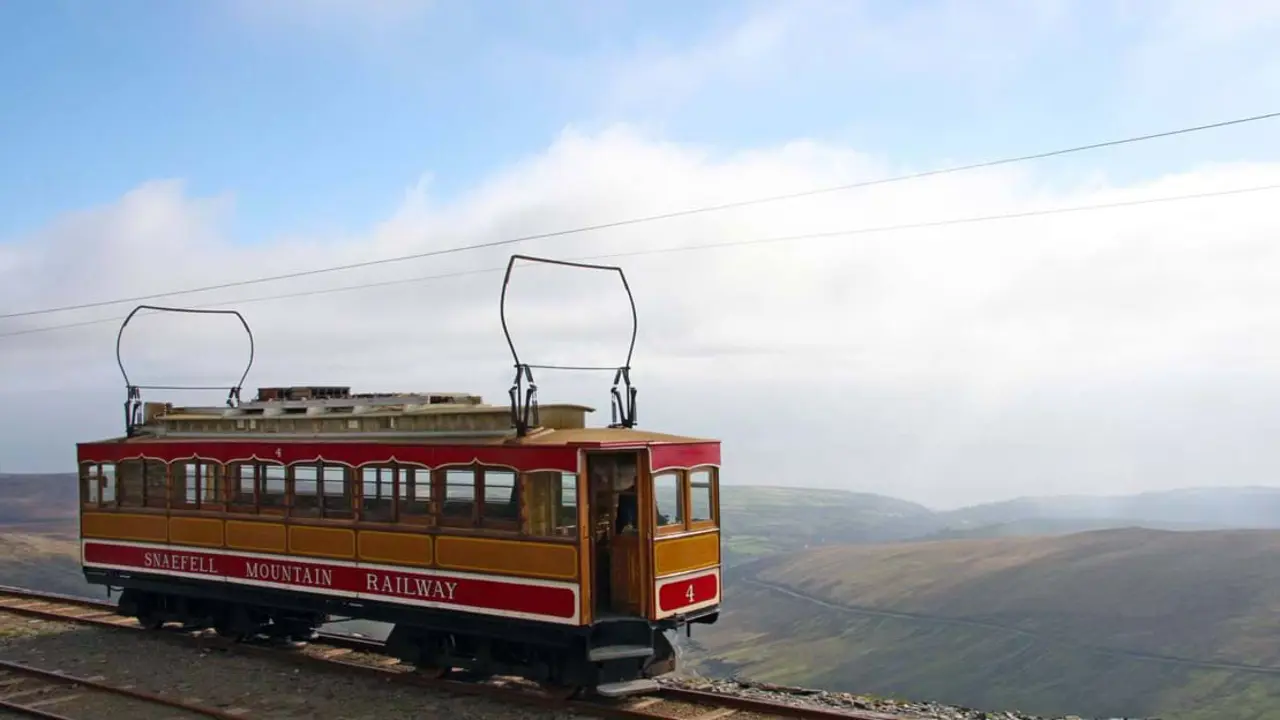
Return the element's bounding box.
[0,585,903,720]
[0,657,247,720]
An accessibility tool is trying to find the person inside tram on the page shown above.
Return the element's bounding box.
[613,457,638,533]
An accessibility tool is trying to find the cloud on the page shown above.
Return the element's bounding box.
[592,0,1077,122]
[4,124,1280,506]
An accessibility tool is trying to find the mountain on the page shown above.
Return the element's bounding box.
[690,528,1280,720]
[0,473,79,534]
[913,516,1228,541]
[718,485,938,566]
[720,485,1280,559]
[934,487,1280,533]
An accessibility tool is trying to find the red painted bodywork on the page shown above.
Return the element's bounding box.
[657,571,720,614]
[83,540,579,622]
[77,438,722,473]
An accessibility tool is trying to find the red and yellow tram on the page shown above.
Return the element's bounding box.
[75,256,722,696]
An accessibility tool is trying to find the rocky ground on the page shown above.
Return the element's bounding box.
[659,676,1151,720]
[0,606,1148,720]
[0,610,575,720]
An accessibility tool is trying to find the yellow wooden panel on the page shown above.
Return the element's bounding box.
[225,520,286,553]
[610,533,643,615]
[654,531,720,577]
[168,517,224,548]
[289,525,356,560]
[357,531,433,567]
[81,512,168,543]
[436,536,577,580]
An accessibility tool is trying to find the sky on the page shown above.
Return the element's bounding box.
[2,0,1280,508]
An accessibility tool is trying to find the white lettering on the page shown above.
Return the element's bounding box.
[366,573,460,601]
[244,561,332,588]
[142,551,217,575]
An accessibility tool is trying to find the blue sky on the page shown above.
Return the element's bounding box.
[3,1,1280,500]
[3,0,1277,247]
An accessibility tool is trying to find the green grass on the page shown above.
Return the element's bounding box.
[688,528,1280,719]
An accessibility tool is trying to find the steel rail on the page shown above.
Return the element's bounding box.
[0,585,905,720]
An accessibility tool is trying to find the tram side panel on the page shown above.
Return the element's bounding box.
[78,520,585,627]
[646,453,722,625]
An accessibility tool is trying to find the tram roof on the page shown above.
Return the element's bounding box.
[79,425,716,448]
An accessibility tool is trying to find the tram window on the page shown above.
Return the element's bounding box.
[172,461,222,509]
[689,468,714,524]
[560,473,578,527]
[361,467,395,521]
[482,468,518,524]
[173,463,196,506]
[117,459,145,508]
[526,471,578,537]
[322,465,352,518]
[101,464,116,504]
[229,462,285,511]
[398,468,429,519]
[293,465,320,516]
[79,463,103,506]
[233,464,256,506]
[442,468,476,521]
[260,464,286,508]
[653,471,684,529]
[202,463,223,507]
[144,460,168,509]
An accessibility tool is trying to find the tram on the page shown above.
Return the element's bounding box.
[76,255,722,696]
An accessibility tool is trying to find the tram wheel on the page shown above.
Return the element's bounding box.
[413,664,451,679]
[136,610,164,630]
[551,684,584,700]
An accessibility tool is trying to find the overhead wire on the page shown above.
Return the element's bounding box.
[2,109,1278,322]
[3,180,1276,340]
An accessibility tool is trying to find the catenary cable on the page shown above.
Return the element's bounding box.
[2,180,1275,340]
[1,110,1278,322]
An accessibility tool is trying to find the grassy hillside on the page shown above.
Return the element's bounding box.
[691,528,1280,719]
[0,533,98,599]
[0,473,108,599]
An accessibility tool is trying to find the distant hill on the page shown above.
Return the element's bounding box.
[0,473,78,535]
[718,485,937,566]
[913,516,1227,541]
[691,528,1280,720]
[934,486,1280,533]
[720,484,1280,559]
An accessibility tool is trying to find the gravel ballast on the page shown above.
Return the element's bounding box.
[0,611,573,720]
[0,608,1148,720]
[660,676,1147,720]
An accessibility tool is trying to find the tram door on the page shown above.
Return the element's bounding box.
[587,451,646,618]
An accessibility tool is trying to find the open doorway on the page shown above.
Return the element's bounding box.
[587,451,642,618]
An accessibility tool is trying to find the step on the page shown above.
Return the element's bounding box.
[595,678,660,698]
[588,644,654,662]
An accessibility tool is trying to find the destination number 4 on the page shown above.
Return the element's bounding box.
[685,584,695,603]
